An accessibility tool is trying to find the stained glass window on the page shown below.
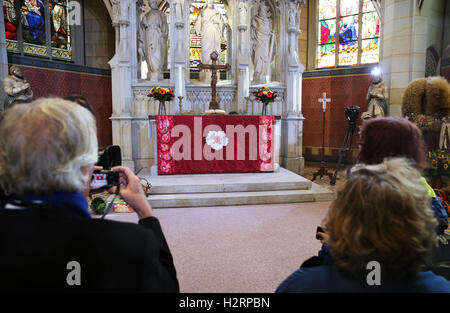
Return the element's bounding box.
[3,0,18,52]
[21,0,47,57]
[50,1,72,60]
[5,0,74,61]
[361,0,380,64]
[189,0,228,72]
[317,0,380,68]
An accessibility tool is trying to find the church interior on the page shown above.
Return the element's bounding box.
[0,0,449,294]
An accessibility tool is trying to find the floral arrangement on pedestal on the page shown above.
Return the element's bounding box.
[148,87,175,115]
[253,87,277,116]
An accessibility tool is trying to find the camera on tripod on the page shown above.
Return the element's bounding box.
[345,106,360,130]
[330,106,361,186]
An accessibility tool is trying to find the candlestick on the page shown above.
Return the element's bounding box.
[178,96,184,114]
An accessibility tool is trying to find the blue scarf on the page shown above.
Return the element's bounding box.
[15,192,91,219]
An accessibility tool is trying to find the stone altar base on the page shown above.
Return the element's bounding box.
[139,167,334,209]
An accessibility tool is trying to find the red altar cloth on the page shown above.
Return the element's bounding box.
[156,115,274,175]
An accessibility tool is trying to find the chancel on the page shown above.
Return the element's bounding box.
[0,0,449,293]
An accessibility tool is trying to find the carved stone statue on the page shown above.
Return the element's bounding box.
[239,0,248,26]
[361,71,388,120]
[288,1,300,30]
[173,0,183,24]
[193,0,225,67]
[287,1,301,66]
[251,3,274,83]
[138,0,168,82]
[3,66,33,110]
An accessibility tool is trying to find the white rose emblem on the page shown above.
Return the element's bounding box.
[206,131,229,151]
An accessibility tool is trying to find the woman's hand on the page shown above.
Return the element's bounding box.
[109,166,154,220]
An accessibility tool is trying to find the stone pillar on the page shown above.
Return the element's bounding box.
[236,0,250,114]
[109,0,136,172]
[380,0,446,116]
[0,0,10,111]
[280,0,306,175]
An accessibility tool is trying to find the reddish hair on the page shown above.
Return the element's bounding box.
[358,117,428,169]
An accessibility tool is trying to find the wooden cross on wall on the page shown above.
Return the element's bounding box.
[199,51,231,111]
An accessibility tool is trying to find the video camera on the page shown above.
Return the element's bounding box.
[345,106,360,131]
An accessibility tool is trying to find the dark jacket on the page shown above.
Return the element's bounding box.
[276,265,450,293]
[0,202,179,292]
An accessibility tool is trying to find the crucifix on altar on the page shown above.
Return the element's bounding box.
[199,51,231,115]
[312,92,333,182]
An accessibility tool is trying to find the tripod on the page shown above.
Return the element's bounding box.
[330,116,358,186]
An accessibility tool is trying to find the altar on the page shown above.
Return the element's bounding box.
[154,115,277,175]
[108,0,307,176]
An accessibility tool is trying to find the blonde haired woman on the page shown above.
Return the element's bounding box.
[277,158,450,292]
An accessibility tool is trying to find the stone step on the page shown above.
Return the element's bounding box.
[147,183,334,208]
[144,167,313,194]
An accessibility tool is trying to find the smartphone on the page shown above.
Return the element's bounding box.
[316,226,325,240]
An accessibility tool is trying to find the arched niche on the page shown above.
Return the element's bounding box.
[250,0,283,85]
[188,0,233,82]
[137,0,171,81]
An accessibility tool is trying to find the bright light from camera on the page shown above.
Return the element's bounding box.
[371,67,381,76]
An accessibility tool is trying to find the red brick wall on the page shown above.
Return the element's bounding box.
[19,66,112,148]
[302,73,372,162]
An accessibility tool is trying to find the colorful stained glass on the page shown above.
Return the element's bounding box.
[318,0,336,20]
[339,40,358,66]
[316,0,380,69]
[363,0,376,12]
[318,19,336,45]
[339,15,358,45]
[361,38,379,64]
[317,44,336,68]
[50,1,71,60]
[340,0,358,16]
[4,0,17,42]
[21,0,46,46]
[362,12,379,39]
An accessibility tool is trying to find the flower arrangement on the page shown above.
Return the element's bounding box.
[149,87,174,115]
[148,87,175,102]
[253,87,277,115]
[253,86,277,104]
[426,149,450,178]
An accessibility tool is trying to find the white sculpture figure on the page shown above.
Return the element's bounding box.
[193,0,225,66]
[239,0,248,26]
[173,0,183,24]
[252,3,274,83]
[3,66,33,110]
[287,1,301,66]
[361,69,388,120]
[139,0,168,82]
[287,1,300,30]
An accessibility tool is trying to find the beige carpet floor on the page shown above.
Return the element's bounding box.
[106,201,330,293]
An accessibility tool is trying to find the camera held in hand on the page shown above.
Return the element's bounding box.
[90,170,120,193]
